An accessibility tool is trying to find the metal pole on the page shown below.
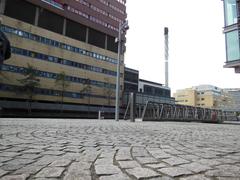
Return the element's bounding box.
[115,22,121,121]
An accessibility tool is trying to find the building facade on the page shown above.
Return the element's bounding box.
[0,0,126,117]
[222,0,240,73]
[222,88,240,111]
[124,67,139,93]
[123,68,174,107]
[174,85,240,111]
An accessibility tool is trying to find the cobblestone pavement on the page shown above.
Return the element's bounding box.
[0,118,240,180]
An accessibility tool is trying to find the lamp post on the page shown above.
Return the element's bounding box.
[115,20,129,121]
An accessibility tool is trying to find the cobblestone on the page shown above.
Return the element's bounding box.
[0,118,240,179]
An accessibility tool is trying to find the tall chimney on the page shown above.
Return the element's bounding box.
[164,27,169,88]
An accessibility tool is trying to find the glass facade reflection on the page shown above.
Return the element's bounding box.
[224,0,238,26]
[226,31,240,61]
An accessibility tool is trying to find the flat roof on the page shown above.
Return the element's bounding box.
[139,79,163,87]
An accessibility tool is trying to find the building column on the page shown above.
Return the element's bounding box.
[63,18,67,35]
[105,34,108,49]
[0,0,6,15]
[34,7,39,26]
[85,27,89,43]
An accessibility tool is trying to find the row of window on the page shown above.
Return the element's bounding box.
[11,47,117,77]
[0,83,115,100]
[1,64,116,90]
[67,5,118,32]
[1,25,118,64]
[97,0,125,14]
[41,0,64,10]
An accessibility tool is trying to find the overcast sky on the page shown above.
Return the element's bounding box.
[125,0,239,94]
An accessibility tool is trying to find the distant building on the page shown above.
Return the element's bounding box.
[173,88,196,107]
[123,67,174,106]
[138,79,170,98]
[174,85,239,110]
[222,0,240,73]
[222,88,240,111]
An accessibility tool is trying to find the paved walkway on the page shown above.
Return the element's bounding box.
[0,118,240,180]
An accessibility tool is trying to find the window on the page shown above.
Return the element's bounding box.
[38,9,64,34]
[66,19,86,42]
[226,30,240,62]
[4,0,36,25]
[224,0,238,26]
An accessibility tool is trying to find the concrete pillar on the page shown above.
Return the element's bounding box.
[0,0,6,15]
[34,7,39,26]
[63,18,67,35]
[105,34,108,49]
[85,27,89,43]
[130,92,135,122]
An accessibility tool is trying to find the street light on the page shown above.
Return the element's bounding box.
[115,20,129,121]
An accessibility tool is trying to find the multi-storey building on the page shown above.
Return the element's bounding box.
[222,0,240,73]
[123,67,174,107]
[222,88,240,111]
[0,0,126,117]
[173,88,196,106]
[174,85,240,111]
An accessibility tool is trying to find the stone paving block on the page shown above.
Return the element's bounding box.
[35,167,65,178]
[22,149,44,154]
[126,167,160,179]
[205,164,240,177]
[76,154,98,163]
[132,147,150,157]
[18,153,42,160]
[13,165,44,175]
[68,162,91,171]
[118,160,140,169]
[41,150,65,156]
[6,158,35,165]
[216,177,240,180]
[99,174,131,180]
[148,177,175,180]
[49,159,72,167]
[198,159,222,166]
[0,146,9,151]
[115,153,132,161]
[34,156,59,166]
[95,158,113,165]
[179,174,211,180]
[162,157,189,166]
[0,169,8,177]
[146,163,168,169]
[218,158,239,164]
[158,167,193,177]
[180,162,212,173]
[62,153,81,161]
[178,154,200,161]
[136,157,158,164]
[95,165,121,175]
[0,152,20,157]
[163,149,185,155]
[1,164,25,171]
[0,174,29,180]
[0,157,12,163]
[63,170,91,180]
[150,152,173,159]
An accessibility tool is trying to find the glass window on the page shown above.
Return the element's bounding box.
[226,30,240,61]
[224,0,238,26]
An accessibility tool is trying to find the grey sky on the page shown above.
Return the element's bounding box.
[125,0,239,94]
